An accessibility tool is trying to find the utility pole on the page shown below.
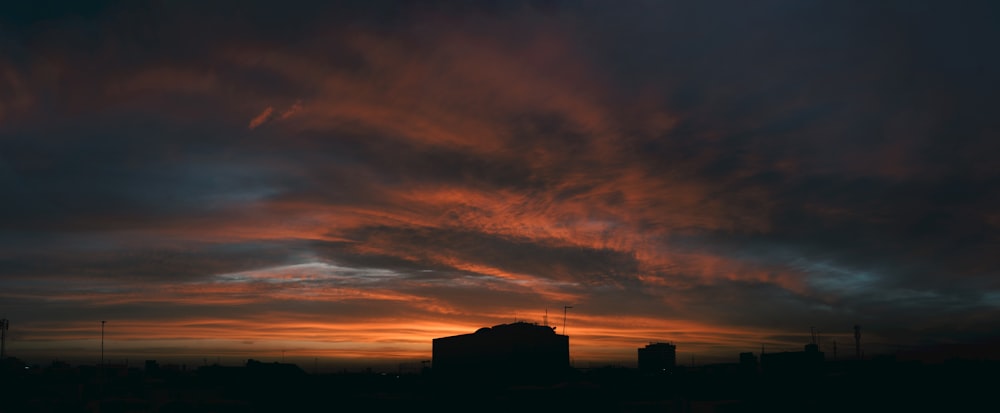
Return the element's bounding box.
[562,306,573,335]
[1,318,8,360]
[101,320,106,366]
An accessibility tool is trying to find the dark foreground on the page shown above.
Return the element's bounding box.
[1,357,994,412]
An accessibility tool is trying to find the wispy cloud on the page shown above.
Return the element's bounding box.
[248,106,274,129]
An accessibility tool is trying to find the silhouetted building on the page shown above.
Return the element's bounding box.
[738,351,759,378]
[245,359,306,377]
[432,322,569,379]
[739,351,758,370]
[761,344,825,378]
[638,342,676,373]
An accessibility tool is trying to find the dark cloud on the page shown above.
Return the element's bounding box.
[0,235,319,309]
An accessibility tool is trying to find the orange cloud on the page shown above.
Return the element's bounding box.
[278,99,303,120]
[248,106,274,129]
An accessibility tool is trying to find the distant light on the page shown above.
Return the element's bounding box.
[25,366,30,370]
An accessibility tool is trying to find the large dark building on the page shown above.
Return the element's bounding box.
[760,343,825,378]
[638,342,677,373]
[432,322,569,379]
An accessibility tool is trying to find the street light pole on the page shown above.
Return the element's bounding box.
[101,320,106,366]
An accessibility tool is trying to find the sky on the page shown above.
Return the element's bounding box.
[2,0,999,369]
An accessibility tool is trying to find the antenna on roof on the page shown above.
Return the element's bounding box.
[543,308,548,328]
[563,306,573,336]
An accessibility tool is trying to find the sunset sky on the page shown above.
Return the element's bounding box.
[2,0,999,369]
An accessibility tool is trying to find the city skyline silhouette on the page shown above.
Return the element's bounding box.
[2,1,1000,410]
[1,318,995,412]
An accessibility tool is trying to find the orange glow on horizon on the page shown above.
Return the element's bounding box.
[12,312,811,367]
